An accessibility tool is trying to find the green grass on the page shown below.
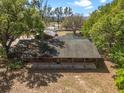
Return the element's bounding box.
[120,90,124,93]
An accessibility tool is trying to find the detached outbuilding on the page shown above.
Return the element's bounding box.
[27,35,104,69]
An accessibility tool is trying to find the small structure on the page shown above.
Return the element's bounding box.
[43,30,57,40]
[24,34,104,69]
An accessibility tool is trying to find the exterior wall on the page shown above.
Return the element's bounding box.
[31,62,96,70]
[31,62,73,69]
[25,57,104,69]
[25,57,103,63]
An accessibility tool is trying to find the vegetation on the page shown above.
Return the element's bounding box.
[36,4,73,27]
[0,0,123,92]
[0,0,44,59]
[62,15,84,34]
[54,7,73,29]
[110,44,124,68]
[115,69,124,89]
[8,60,23,70]
[82,0,124,91]
[0,47,6,58]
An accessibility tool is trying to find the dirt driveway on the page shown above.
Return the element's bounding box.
[0,61,118,93]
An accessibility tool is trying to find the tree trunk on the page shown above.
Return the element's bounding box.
[4,45,10,59]
[57,15,59,30]
[57,21,59,30]
[73,30,76,35]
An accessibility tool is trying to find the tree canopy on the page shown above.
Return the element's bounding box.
[0,0,44,58]
[82,0,124,90]
[62,15,84,34]
[82,0,124,50]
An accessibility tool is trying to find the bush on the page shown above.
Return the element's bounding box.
[120,90,124,93]
[0,47,6,58]
[115,69,124,90]
[8,60,24,70]
[109,44,124,68]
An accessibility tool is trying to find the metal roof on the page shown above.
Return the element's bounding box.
[44,30,56,37]
[52,39,102,58]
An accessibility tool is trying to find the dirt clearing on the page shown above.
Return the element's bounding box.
[0,61,118,93]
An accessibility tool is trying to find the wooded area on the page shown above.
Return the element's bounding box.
[82,0,124,91]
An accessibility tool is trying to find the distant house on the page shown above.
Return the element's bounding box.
[43,25,59,40]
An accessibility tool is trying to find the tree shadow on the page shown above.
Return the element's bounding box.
[95,61,110,73]
[17,68,63,88]
[0,61,109,93]
[0,71,17,93]
[10,39,61,59]
[0,68,63,92]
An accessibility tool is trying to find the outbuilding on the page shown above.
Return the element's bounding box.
[26,35,104,69]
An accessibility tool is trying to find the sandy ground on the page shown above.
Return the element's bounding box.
[57,31,73,36]
[57,31,80,36]
[0,61,118,93]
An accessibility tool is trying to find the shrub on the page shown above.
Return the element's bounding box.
[115,69,124,90]
[0,47,6,58]
[109,44,124,68]
[120,90,124,93]
[8,60,24,70]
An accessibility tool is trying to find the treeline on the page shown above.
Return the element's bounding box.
[31,0,85,33]
[29,0,74,27]
[42,6,73,26]
[42,5,84,33]
[62,15,84,34]
[82,0,124,91]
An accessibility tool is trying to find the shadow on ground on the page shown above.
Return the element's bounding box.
[0,61,109,93]
[0,68,63,93]
[17,69,63,88]
[0,71,16,93]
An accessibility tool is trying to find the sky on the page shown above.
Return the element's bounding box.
[47,0,113,16]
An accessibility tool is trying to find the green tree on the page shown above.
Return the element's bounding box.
[62,15,84,34]
[0,0,44,58]
[90,11,124,49]
[81,0,124,90]
[54,7,63,29]
[64,7,73,17]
